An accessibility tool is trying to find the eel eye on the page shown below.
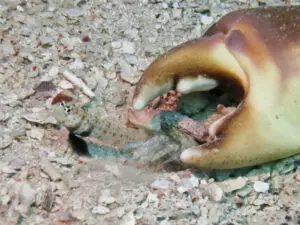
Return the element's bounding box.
[65,105,72,113]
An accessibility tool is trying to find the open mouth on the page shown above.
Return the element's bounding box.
[127,74,245,145]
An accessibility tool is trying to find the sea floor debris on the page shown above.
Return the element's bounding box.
[0,0,299,224]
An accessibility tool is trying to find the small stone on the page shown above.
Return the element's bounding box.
[83,74,98,90]
[51,157,73,166]
[172,9,182,18]
[58,79,75,89]
[202,183,223,202]
[9,158,26,171]
[39,36,54,46]
[122,41,135,54]
[104,164,121,177]
[175,200,189,209]
[65,9,88,18]
[56,211,73,222]
[0,187,7,195]
[111,41,122,49]
[189,174,199,187]
[69,59,85,70]
[115,206,125,218]
[270,176,283,194]
[29,127,44,140]
[19,183,37,206]
[120,212,136,225]
[150,179,173,190]
[105,71,117,80]
[217,177,247,193]
[0,92,18,105]
[71,210,86,220]
[35,185,54,211]
[48,66,60,78]
[41,157,62,181]
[2,166,16,174]
[161,2,168,8]
[177,186,189,194]
[160,220,171,225]
[201,14,214,26]
[23,111,58,125]
[1,195,10,205]
[0,134,13,149]
[253,181,269,193]
[0,104,11,121]
[91,205,110,215]
[98,189,116,205]
[118,58,140,84]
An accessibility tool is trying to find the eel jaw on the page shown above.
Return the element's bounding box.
[133,79,174,110]
[131,6,300,170]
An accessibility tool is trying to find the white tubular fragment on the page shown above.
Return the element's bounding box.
[176,75,218,94]
[62,70,95,98]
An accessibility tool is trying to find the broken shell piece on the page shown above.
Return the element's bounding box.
[62,70,95,98]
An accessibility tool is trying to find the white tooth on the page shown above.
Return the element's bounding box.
[176,75,218,94]
[133,80,173,110]
[180,146,203,163]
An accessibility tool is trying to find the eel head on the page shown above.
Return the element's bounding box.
[129,6,300,169]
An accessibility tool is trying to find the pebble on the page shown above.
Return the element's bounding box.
[202,183,223,202]
[69,59,85,70]
[120,212,136,225]
[0,134,13,149]
[115,206,125,218]
[160,219,171,225]
[40,157,62,181]
[71,210,86,221]
[150,179,173,190]
[48,66,60,78]
[0,92,18,105]
[189,174,199,187]
[91,205,110,215]
[1,165,16,174]
[83,74,98,90]
[19,183,37,206]
[1,195,11,205]
[9,158,26,171]
[177,186,189,194]
[118,58,140,84]
[98,189,116,205]
[105,71,117,80]
[104,164,121,177]
[65,9,88,18]
[0,104,11,121]
[23,111,58,125]
[253,181,269,193]
[217,177,247,193]
[270,176,283,193]
[58,79,75,89]
[29,127,44,141]
[122,41,136,54]
[201,14,214,26]
[111,41,122,49]
[39,36,54,46]
[172,9,182,18]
